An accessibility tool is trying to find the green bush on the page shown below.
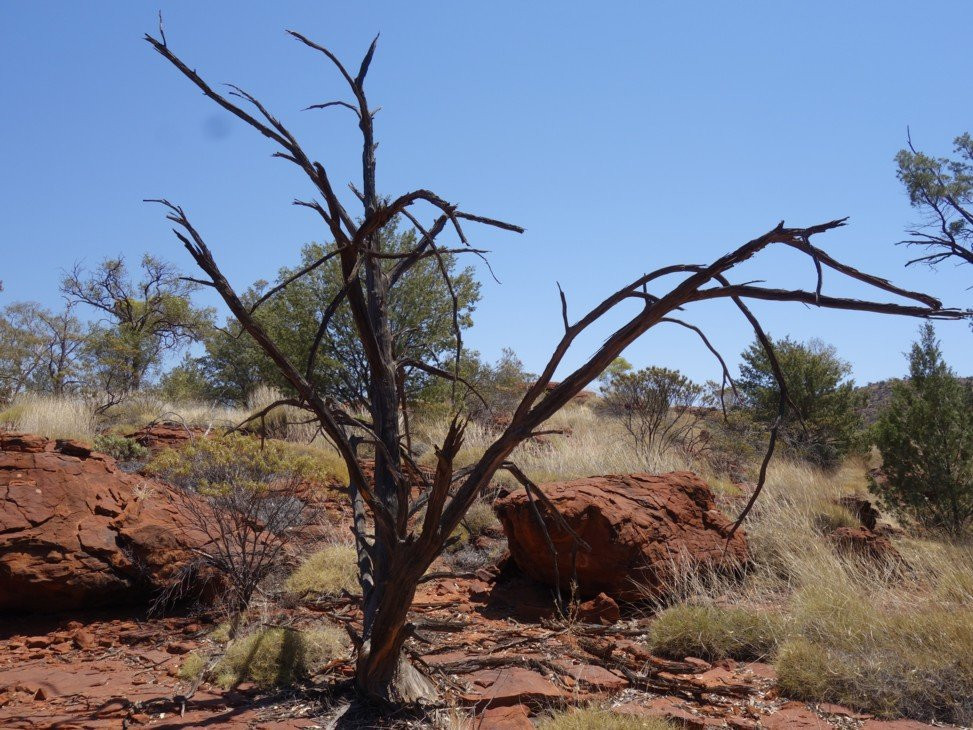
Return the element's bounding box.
[648,604,784,662]
[213,625,346,689]
[284,544,359,598]
[93,433,148,462]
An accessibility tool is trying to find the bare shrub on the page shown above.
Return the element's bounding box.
[601,366,707,458]
[151,435,321,622]
[166,478,313,620]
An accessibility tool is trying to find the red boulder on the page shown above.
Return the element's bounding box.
[495,472,747,601]
[1,432,211,612]
[125,422,208,451]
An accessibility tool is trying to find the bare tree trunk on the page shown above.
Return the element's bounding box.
[145,24,965,708]
[355,559,434,703]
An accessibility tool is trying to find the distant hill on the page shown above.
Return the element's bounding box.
[856,376,973,424]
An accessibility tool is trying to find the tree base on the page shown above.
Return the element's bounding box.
[355,641,437,705]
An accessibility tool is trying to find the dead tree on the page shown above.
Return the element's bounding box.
[145,27,966,704]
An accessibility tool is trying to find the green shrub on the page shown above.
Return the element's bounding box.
[93,433,148,462]
[648,604,784,661]
[145,433,338,489]
[213,625,346,689]
[284,544,359,598]
[537,707,676,729]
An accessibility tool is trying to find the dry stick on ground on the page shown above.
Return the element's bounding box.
[145,27,966,706]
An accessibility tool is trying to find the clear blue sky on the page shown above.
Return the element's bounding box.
[2,2,971,385]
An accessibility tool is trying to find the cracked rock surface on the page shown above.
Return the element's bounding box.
[0,432,208,612]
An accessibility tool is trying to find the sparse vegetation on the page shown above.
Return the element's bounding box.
[777,588,973,724]
[650,453,973,724]
[212,625,347,689]
[2,9,971,724]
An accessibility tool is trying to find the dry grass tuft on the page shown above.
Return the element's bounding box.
[648,604,785,661]
[649,455,973,724]
[537,706,676,729]
[213,625,346,689]
[284,544,359,598]
[778,586,973,723]
[414,403,694,484]
[177,652,207,681]
[0,393,96,441]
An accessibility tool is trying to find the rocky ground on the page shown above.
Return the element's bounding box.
[0,429,962,728]
[0,567,955,729]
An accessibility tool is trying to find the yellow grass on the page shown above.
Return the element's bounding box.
[284,544,360,598]
[0,392,96,441]
[537,707,676,729]
[650,456,973,724]
[414,402,694,484]
[213,625,346,689]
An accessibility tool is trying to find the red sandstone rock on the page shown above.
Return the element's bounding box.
[495,472,748,600]
[837,495,881,530]
[476,703,533,729]
[830,526,904,566]
[554,660,628,692]
[461,666,564,707]
[71,629,95,650]
[763,701,830,729]
[124,422,207,451]
[576,591,621,624]
[0,432,212,612]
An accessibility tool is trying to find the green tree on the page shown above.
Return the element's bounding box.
[61,255,213,393]
[198,225,480,407]
[896,133,973,273]
[0,301,86,400]
[599,356,633,383]
[873,324,973,534]
[738,336,864,468]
